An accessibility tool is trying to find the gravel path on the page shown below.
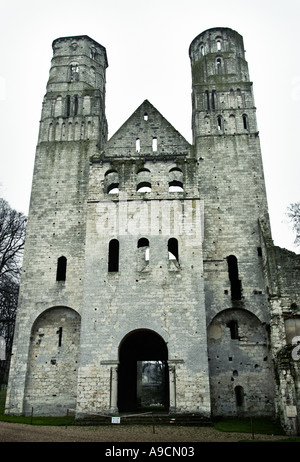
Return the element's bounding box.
[0,421,288,442]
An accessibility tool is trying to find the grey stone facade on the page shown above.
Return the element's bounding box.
[5,28,300,434]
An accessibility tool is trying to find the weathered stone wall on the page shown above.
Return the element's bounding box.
[24,307,81,415]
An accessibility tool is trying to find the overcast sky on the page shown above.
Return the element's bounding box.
[0,0,299,252]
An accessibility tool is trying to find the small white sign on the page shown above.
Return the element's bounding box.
[286,406,297,418]
[111,416,121,424]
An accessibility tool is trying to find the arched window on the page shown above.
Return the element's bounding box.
[136,138,141,153]
[74,95,79,116]
[136,168,151,192]
[235,386,244,407]
[108,239,119,272]
[168,167,184,192]
[227,255,242,300]
[217,115,222,131]
[211,90,216,110]
[105,170,119,194]
[66,95,71,116]
[242,114,248,130]
[138,238,150,265]
[205,90,210,110]
[70,63,79,82]
[152,137,157,152]
[56,256,67,282]
[168,238,179,262]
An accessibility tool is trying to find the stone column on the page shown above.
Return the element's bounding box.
[110,364,119,413]
[168,363,176,412]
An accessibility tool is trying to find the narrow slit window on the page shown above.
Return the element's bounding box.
[227,255,242,300]
[168,238,179,262]
[56,256,67,282]
[57,327,63,347]
[205,90,210,110]
[108,239,119,272]
[212,90,216,110]
[242,114,248,130]
[136,138,141,153]
[144,113,148,121]
[152,137,157,152]
[217,40,222,51]
[74,95,79,116]
[217,116,222,131]
[66,96,71,117]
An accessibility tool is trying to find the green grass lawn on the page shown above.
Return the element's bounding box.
[1,389,300,440]
[0,389,74,426]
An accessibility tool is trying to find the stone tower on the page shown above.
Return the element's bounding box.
[5,28,300,434]
[189,28,276,417]
[5,36,108,414]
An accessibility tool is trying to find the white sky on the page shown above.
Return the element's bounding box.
[0,0,299,252]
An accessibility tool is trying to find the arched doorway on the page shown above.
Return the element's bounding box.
[118,329,169,412]
[24,306,81,416]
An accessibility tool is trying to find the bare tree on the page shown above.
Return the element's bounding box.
[0,198,27,387]
[0,198,27,281]
[287,202,300,247]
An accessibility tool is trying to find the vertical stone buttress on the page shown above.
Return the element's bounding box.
[190,29,276,417]
[5,36,108,415]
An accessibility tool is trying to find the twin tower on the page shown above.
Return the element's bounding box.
[5,28,300,434]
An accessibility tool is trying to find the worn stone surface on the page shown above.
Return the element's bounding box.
[5,28,300,434]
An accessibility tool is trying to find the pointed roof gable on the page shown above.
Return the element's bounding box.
[103,100,191,159]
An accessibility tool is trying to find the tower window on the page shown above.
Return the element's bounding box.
[242,114,248,130]
[74,95,79,116]
[108,239,119,272]
[144,113,148,121]
[227,255,242,300]
[217,116,222,131]
[205,90,210,110]
[70,63,79,82]
[217,40,222,51]
[56,256,67,282]
[168,238,179,262]
[66,95,71,117]
[200,45,205,56]
[211,90,216,110]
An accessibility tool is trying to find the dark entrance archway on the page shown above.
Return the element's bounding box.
[118,329,169,412]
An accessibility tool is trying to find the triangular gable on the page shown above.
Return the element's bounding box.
[103,100,191,159]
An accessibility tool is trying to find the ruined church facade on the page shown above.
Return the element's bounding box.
[5,28,300,434]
